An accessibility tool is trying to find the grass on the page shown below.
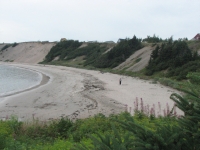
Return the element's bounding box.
[0,112,179,150]
[135,57,142,63]
[4,59,14,62]
[51,56,86,67]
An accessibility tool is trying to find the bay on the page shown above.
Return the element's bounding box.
[0,65,42,96]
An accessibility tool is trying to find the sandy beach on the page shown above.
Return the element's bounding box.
[0,63,183,121]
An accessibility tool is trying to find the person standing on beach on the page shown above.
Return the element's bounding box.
[119,78,122,85]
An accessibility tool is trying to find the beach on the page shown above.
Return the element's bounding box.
[0,63,182,121]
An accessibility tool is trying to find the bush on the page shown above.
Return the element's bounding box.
[1,44,12,51]
[143,34,164,43]
[0,121,13,149]
[94,36,142,68]
[187,72,200,84]
[167,61,200,80]
[44,40,82,62]
[55,117,73,138]
[12,42,18,47]
[135,57,142,63]
[71,114,113,142]
[146,38,199,79]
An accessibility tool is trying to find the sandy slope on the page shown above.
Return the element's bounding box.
[0,63,183,121]
[0,42,55,64]
[0,44,6,50]
[114,46,155,71]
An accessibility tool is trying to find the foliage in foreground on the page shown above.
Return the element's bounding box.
[1,75,200,150]
[0,113,179,149]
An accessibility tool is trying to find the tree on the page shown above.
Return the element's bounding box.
[146,38,194,79]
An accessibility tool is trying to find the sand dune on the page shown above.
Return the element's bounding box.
[0,42,55,64]
[114,46,155,72]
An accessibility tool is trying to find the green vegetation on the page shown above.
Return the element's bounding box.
[1,43,18,51]
[42,36,142,69]
[146,38,200,80]
[43,40,111,68]
[0,113,179,149]
[93,36,142,68]
[142,34,165,43]
[135,57,142,63]
[44,40,82,62]
[68,43,108,67]
[12,42,18,47]
[1,44,12,51]
[4,59,14,62]
[186,72,200,84]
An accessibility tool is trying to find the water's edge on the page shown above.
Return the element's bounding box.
[0,65,50,98]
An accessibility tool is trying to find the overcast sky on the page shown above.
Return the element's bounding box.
[0,0,200,43]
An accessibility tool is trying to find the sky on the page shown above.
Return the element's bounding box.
[0,0,200,43]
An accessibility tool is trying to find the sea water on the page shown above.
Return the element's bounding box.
[0,65,42,96]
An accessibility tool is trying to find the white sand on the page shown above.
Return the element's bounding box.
[0,42,55,64]
[0,63,183,121]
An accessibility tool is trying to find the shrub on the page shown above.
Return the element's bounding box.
[12,42,18,47]
[94,35,143,68]
[71,114,113,142]
[55,117,73,138]
[1,44,12,51]
[143,34,164,43]
[0,121,12,149]
[44,40,82,62]
[187,72,200,84]
[146,38,199,79]
[135,57,142,63]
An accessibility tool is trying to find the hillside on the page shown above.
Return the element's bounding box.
[114,46,155,72]
[43,36,143,70]
[0,42,55,64]
[0,44,6,50]
[1,39,200,76]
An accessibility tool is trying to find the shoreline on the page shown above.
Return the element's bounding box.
[0,63,183,121]
[0,66,50,98]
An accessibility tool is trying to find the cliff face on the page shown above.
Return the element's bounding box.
[0,42,55,64]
